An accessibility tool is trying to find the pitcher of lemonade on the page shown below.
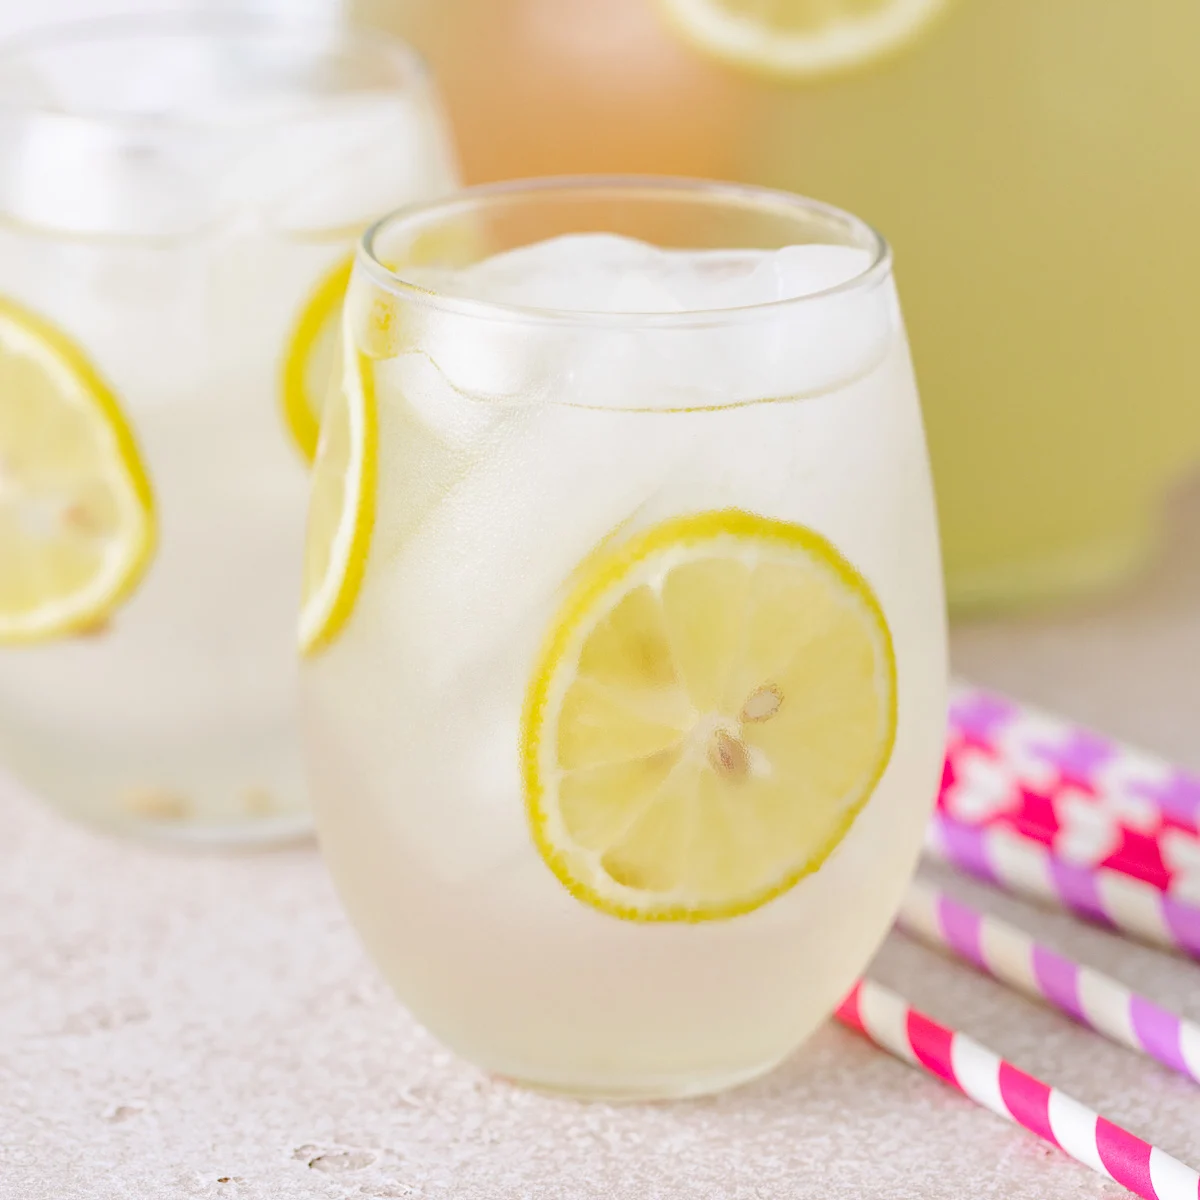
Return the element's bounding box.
[353,0,1200,608]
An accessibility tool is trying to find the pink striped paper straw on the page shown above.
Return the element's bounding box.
[837,979,1200,1200]
[926,810,1200,960]
[898,879,1200,1083]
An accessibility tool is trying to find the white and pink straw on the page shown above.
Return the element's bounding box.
[837,979,1200,1200]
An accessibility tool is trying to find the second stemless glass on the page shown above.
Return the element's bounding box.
[0,16,457,843]
[302,178,947,1097]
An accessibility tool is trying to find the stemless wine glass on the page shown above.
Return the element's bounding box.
[301,177,948,1097]
[0,15,457,843]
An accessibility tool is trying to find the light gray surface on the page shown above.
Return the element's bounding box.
[3,481,1199,1200]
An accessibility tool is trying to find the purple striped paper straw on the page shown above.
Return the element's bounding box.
[899,879,1200,1083]
[926,811,1200,961]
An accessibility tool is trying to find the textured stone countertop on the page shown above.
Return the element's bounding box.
[4,481,1199,1200]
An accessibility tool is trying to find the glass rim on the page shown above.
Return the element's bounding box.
[359,175,893,330]
[0,11,432,129]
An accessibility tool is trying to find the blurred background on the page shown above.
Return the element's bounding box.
[1,0,1195,750]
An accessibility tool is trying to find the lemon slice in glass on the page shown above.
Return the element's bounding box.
[281,254,354,462]
[298,326,376,656]
[659,0,951,79]
[523,510,896,922]
[0,298,155,644]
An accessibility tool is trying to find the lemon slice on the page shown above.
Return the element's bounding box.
[298,323,376,656]
[523,510,896,922]
[659,0,951,79]
[0,298,155,644]
[281,254,354,462]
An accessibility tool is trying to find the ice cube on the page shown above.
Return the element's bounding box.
[657,243,873,310]
[439,234,870,313]
[460,233,683,313]
[386,235,893,410]
[215,93,455,235]
[408,308,554,405]
[398,236,685,405]
[0,117,219,237]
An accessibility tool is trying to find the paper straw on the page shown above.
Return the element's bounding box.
[898,879,1200,1084]
[947,682,1200,838]
[925,811,1200,960]
[836,979,1200,1200]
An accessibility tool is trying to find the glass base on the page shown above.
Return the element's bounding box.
[0,750,313,851]
[94,809,315,850]
[494,1052,790,1102]
[945,513,1158,613]
[8,779,316,850]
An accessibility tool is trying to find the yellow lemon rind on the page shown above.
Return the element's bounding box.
[280,254,354,463]
[297,347,377,657]
[0,297,155,645]
[658,0,953,83]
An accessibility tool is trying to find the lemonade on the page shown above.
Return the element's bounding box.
[301,180,948,1096]
[356,0,1200,606]
[0,18,457,842]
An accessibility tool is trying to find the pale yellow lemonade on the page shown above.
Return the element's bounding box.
[0,20,456,841]
[301,182,947,1096]
[356,0,1200,605]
